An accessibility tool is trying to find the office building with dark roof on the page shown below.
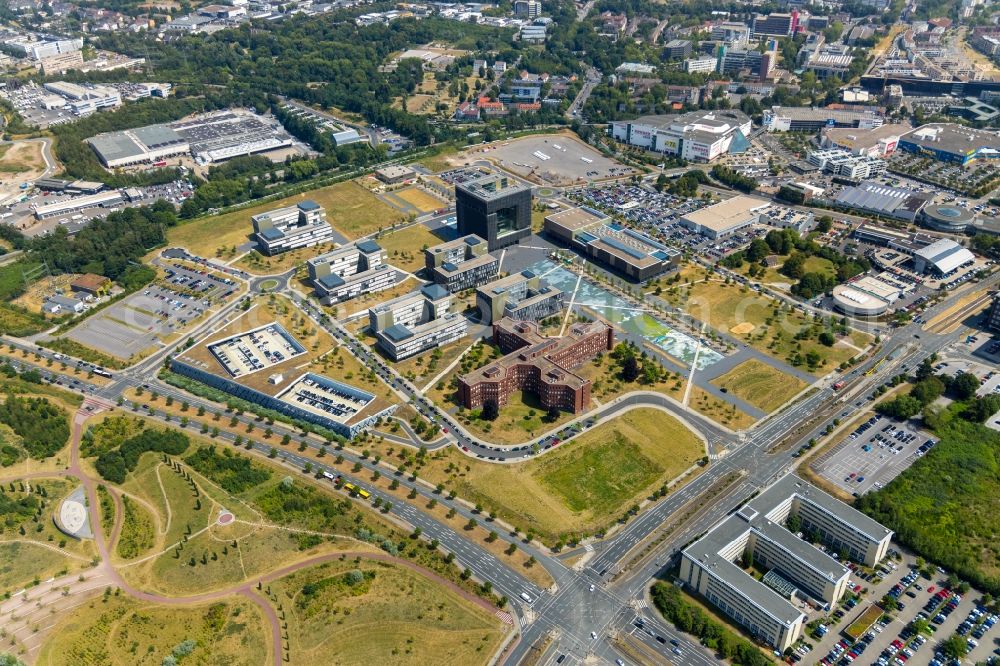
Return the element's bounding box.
[251,200,334,255]
[476,271,564,325]
[307,240,396,305]
[368,284,468,361]
[680,475,892,651]
[544,207,680,281]
[455,169,533,251]
[424,234,500,292]
[457,318,614,414]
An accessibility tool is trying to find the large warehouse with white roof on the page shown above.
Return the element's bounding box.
[912,239,975,276]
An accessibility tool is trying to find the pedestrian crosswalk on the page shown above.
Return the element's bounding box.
[635,599,648,610]
[495,610,514,625]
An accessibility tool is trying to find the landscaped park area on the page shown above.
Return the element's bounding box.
[272,559,505,665]
[658,264,872,375]
[380,407,706,544]
[165,180,406,262]
[710,359,807,414]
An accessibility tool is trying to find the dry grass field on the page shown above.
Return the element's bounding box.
[272,559,506,665]
[710,359,807,414]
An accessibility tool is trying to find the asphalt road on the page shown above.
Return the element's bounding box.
[1,247,991,666]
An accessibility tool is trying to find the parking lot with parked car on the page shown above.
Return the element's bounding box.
[803,549,999,666]
[811,414,934,497]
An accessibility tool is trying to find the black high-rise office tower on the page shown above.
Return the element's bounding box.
[455,170,532,251]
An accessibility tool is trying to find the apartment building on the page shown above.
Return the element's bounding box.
[424,234,500,292]
[369,284,468,361]
[251,200,334,255]
[457,318,614,413]
[476,270,564,325]
[752,11,798,38]
[680,475,893,651]
[307,240,396,305]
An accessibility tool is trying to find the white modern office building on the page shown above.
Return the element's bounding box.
[680,475,893,651]
[307,240,396,304]
[807,149,887,180]
[251,200,334,255]
[369,284,468,361]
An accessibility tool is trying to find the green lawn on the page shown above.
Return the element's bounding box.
[413,408,705,543]
[539,434,662,514]
[661,267,871,375]
[710,359,807,413]
[166,180,406,258]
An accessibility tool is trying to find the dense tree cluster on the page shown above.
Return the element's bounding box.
[95,428,190,483]
[710,165,758,193]
[29,201,176,281]
[0,396,70,459]
[185,446,271,494]
[650,583,771,666]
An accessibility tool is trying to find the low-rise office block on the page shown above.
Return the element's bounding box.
[680,475,892,651]
[252,200,334,255]
[425,234,500,292]
[544,206,680,281]
[307,240,396,305]
[369,284,468,361]
[476,270,564,325]
[457,318,613,414]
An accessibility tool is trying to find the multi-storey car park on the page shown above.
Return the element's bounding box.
[475,270,564,326]
[543,206,681,282]
[424,234,500,293]
[307,239,397,305]
[368,284,468,361]
[680,474,893,652]
[457,317,614,414]
[170,316,395,438]
[251,199,334,255]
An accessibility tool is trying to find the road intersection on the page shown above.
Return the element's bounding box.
[0,246,992,665]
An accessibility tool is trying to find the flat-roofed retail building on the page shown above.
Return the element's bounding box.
[679,195,772,239]
[544,206,680,281]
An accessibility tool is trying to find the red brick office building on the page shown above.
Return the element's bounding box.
[458,317,614,414]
